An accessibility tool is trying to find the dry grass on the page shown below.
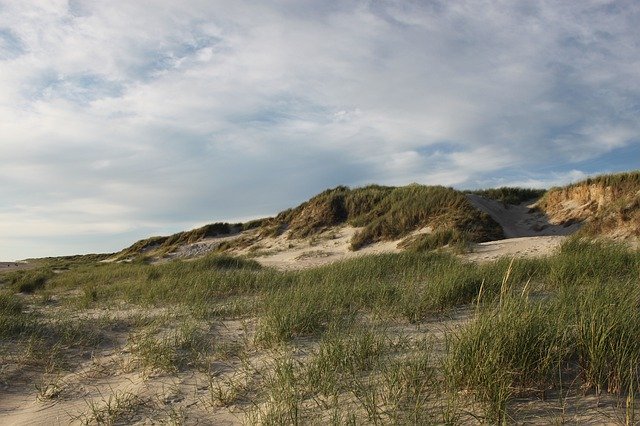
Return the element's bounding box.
[3,227,640,423]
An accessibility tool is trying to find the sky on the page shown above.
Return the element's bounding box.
[1,0,640,260]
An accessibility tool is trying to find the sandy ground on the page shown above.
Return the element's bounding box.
[0,262,34,274]
[465,194,581,238]
[0,308,251,425]
[217,195,580,270]
[1,297,627,425]
[239,227,569,270]
[464,236,567,262]
[233,226,401,270]
[146,195,582,271]
[2,196,632,425]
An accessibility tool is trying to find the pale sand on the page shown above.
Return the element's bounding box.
[232,226,567,270]
[224,195,579,270]
[0,196,619,425]
[464,235,566,262]
[143,195,579,271]
[465,194,580,238]
[0,262,34,274]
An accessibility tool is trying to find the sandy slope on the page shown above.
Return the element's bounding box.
[244,195,580,270]
[465,194,580,238]
[160,195,578,270]
[233,226,401,270]
[142,195,581,270]
[459,195,582,262]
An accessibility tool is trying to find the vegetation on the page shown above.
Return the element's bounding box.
[109,171,640,263]
[0,293,30,338]
[257,184,504,251]
[111,183,512,261]
[349,185,503,249]
[551,170,640,192]
[537,170,640,237]
[5,172,640,422]
[114,222,242,260]
[466,186,546,205]
[3,235,640,422]
[2,268,54,293]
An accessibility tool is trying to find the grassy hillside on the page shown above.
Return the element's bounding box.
[260,184,504,250]
[113,184,508,261]
[349,185,503,249]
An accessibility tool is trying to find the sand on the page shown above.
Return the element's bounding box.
[0,196,624,425]
[465,194,580,238]
[229,194,579,270]
[0,262,34,274]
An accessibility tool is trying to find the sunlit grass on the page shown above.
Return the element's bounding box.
[1,237,639,423]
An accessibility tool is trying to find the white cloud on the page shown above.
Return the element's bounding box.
[1,0,639,258]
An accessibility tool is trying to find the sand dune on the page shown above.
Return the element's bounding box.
[238,195,581,270]
[465,194,580,238]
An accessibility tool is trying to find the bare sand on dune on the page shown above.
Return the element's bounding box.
[237,195,580,270]
[148,195,577,271]
[233,226,401,270]
[465,194,580,238]
[0,262,34,274]
[236,226,568,272]
[464,235,566,262]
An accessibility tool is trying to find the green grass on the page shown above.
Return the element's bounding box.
[348,184,503,250]
[2,235,640,423]
[130,320,211,373]
[399,227,470,253]
[551,170,640,193]
[257,252,548,342]
[1,269,54,293]
[445,238,640,422]
[116,183,508,261]
[0,294,31,338]
[273,185,394,239]
[271,184,503,249]
[466,187,546,205]
[446,296,569,422]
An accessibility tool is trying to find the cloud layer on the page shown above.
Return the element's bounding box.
[1,0,639,259]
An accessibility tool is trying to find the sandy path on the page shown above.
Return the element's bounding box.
[463,236,566,263]
[466,194,580,238]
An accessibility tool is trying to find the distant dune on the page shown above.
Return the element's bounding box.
[104,170,639,269]
[0,262,33,273]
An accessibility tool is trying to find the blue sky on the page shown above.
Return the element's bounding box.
[1,0,639,260]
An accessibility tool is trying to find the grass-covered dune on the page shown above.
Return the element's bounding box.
[267,184,504,250]
[114,222,247,260]
[109,170,640,262]
[110,184,508,261]
[2,238,640,423]
[538,170,640,237]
